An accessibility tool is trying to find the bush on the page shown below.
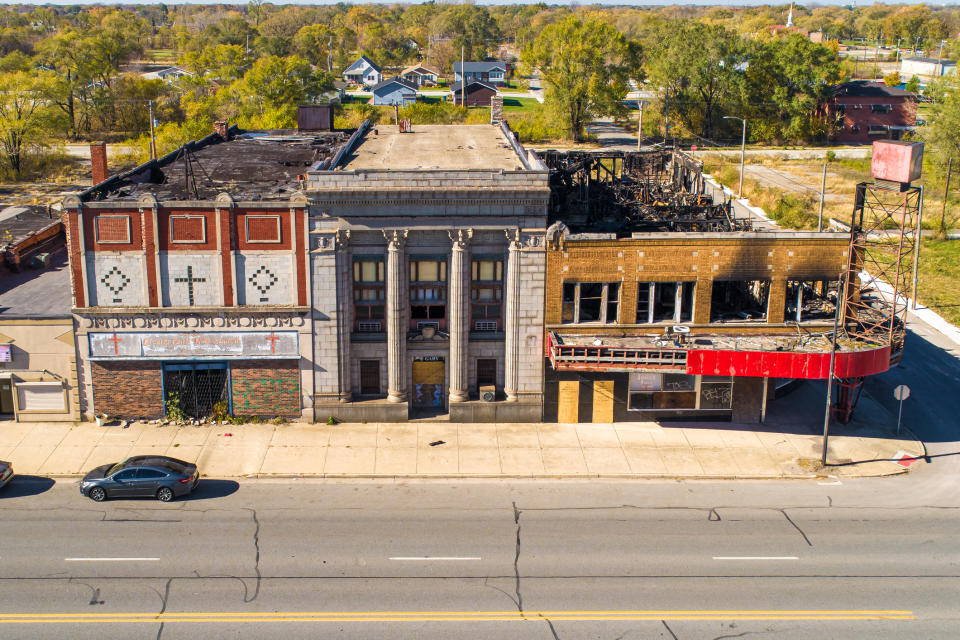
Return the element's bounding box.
[826,150,837,163]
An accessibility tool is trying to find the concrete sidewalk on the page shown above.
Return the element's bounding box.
[0,382,923,479]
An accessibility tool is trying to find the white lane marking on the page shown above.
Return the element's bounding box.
[65,558,160,562]
[389,557,482,561]
[712,556,799,560]
[817,481,842,485]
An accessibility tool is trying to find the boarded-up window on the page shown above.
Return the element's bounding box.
[170,216,206,243]
[246,216,282,243]
[16,382,67,413]
[94,216,131,244]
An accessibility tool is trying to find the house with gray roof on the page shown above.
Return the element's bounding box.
[453,62,506,86]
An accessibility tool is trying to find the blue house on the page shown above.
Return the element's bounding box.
[371,77,418,106]
[453,62,506,87]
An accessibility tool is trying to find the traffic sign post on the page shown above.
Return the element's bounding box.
[893,385,910,436]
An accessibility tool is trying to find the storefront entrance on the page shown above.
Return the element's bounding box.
[162,363,229,418]
[411,358,445,408]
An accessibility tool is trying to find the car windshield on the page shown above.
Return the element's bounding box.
[106,459,130,476]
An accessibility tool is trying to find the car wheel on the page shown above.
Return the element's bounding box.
[156,486,174,502]
[89,486,106,502]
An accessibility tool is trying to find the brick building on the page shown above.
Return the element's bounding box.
[540,151,892,423]
[822,81,918,144]
[64,124,350,421]
[308,123,549,422]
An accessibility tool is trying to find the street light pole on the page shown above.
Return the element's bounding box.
[821,271,846,467]
[723,116,746,197]
[637,100,644,151]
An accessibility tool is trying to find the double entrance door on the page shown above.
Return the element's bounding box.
[162,363,229,419]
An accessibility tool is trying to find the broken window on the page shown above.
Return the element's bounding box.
[561,282,620,324]
[636,282,694,324]
[710,280,769,322]
[784,280,838,323]
[627,372,697,411]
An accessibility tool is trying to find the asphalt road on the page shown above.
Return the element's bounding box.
[0,474,957,640]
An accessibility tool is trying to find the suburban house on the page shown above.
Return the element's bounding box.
[450,81,498,107]
[453,62,506,87]
[900,56,956,79]
[140,66,192,82]
[820,81,917,144]
[343,56,382,87]
[400,65,439,87]
[371,77,418,106]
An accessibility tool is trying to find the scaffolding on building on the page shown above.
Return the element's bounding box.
[834,181,922,422]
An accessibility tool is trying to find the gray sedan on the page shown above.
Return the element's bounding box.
[0,460,12,489]
[79,456,199,502]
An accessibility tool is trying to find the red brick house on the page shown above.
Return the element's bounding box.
[821,81,918,144]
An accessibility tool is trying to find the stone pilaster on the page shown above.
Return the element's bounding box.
[385,230,408,403]
[335,230,353,402]
[503,229,522,402]
[448,229,472,403]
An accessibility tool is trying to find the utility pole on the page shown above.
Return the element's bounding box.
[817,163,827,231]
[148,100,156,160]
[460,45,465,108]
[637,100,644,151]
[937,39,947,77]
[664,89,669,146]
[821,271,846,467]
[723,115,746,197]
[328,36,333,74]
[940,157,953,237]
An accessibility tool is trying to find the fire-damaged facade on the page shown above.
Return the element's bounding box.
[64,123,349,421]
[540,147,912,424]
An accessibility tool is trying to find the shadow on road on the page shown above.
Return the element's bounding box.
[0,475,56,498]
[183,479,240,501]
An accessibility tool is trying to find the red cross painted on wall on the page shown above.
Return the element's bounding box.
[108,333,122,355]
[266,332,280,354]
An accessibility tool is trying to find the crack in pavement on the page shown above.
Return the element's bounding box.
[780,510,813,547]
[244,508,262,603]
[152,578,172,640]
[540,614,561,639]
[661,619,680,639]
[67,578,104,605]
[512,501,523,614]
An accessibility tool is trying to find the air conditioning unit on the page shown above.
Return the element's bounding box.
[474,321,498,332]
[357,321,381,333]
[479,385,496,402]
[417,321,439,331]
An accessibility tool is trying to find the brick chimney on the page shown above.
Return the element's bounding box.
[213,120,229,139]
[90,142,108,185]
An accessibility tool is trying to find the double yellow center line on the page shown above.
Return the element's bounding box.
[0,610,916,624]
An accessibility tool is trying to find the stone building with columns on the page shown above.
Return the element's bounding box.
[63,124,350,421]
[308,124,549,422]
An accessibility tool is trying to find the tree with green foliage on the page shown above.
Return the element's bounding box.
[884,72,902,86]
[905,75,922,94]
[0,72,57,177]
[646,21,743,140]
[524,14,638,142]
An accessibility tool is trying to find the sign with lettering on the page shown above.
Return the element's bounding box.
[89,331,298,360]
[0,344,10,362]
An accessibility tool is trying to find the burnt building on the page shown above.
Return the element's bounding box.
[64,124,350,421]
[540,150,902,424]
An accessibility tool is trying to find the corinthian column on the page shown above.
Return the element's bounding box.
[503,230,522,402]
[385,230,408,403]
[448,229,472,403]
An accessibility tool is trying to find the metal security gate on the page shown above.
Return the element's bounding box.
[162,363,229,418]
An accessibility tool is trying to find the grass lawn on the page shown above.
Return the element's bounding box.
[502,97,540,113]
[916,238,960,326]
